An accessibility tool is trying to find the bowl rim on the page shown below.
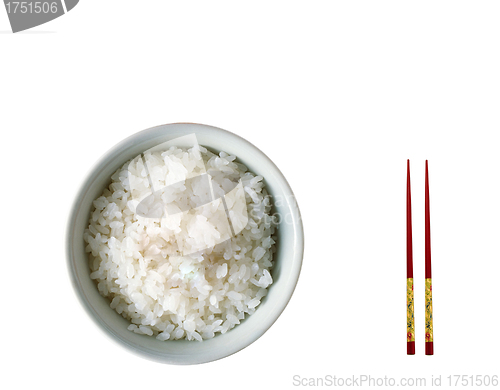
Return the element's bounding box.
[66,122,304,364]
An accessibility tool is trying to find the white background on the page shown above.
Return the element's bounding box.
[1,1,499,389]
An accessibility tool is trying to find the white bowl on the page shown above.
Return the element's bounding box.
[66,123,304,364]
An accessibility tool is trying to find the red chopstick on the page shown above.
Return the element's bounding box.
[406,160,415,354]
[425,160,434,355]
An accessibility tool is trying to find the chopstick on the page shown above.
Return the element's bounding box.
[406,160,415,355]
[425,160,434,355]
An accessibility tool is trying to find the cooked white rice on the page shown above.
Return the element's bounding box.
[84,145,276,341]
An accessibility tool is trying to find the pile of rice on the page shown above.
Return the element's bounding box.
[84,145,276,341]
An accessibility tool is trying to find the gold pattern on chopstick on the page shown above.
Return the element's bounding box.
[407,278,415,342]
[425,278,433,343]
